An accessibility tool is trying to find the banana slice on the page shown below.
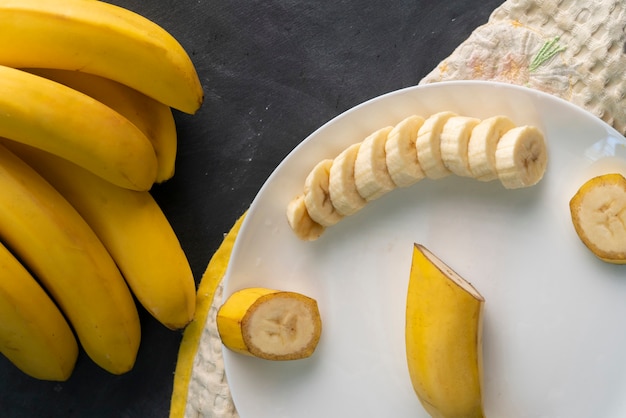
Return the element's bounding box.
[385,115,426,187]
[468,115,516,181]
[416,111,457,179]
[329,143,367,216]
[217,287,322,361]
[440,116,481,177]
[354,126,396,201]
[286,195,326,241]
[569,173,626,264]
[495,125,547,189]
[303,159,343,226]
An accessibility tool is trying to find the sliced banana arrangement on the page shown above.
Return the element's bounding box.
[287,112,548,240]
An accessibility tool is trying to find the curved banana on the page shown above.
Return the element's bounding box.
[6,141,196,330]
[495,125,548,189]
[0,143,141,375]
[416,111,456,179]
[385,115,425,188]
[329,143,367,216]
[406,244,485,418]
[217,287,322,360]
[0,241,78,381]
[468,115,516,181]
[354,126,396,201]
[0,0,203,114]
[25,68,178,183]
[286,195,326,241]
[0,65,157,191]
[304,159,344,226]
[440,116,480,177]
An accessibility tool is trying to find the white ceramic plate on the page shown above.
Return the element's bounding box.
[222,81,626,418]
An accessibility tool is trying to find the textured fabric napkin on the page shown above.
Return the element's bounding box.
[170,0,626,416]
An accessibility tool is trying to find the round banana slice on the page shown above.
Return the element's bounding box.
[329,143,367,216]
[385,115,425,188]
[354,126,396,201]
[495,125,547,189]
[570,173,626,264]
[303,159,343,227]
[416,111,456,179]
[467,115,516,181]
[439,116,480,177]
[217,287,322,361]
[286,195,325,241]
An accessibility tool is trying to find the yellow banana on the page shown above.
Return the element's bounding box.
[0,0,203,114]
[0,64,157,190]
[0,143,141,374]
[24,68,178,183]
[406,244,485,418]
[0,241,78,381]
[217,287,322,360]
[4,141,196,330]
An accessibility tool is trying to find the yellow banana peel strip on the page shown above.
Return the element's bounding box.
[169,212,246,418]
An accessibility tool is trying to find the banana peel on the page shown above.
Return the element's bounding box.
[169,213,245,418]
[406,244,485,418]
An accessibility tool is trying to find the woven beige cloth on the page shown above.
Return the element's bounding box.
[181,0,626,416]
[421,0,626,133]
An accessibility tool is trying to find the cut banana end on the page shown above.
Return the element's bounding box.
[416,111,457,179]
[495,125,547,189]
[570,173,626,264]
[440,116,481,177]
[217,287,322,360]
[468,115,516,181]
[406,244,485,418]
[354,126,397,201]
[385,115,426,187]
[304,159,343,227]
[286,195,326,241]
[329,143,367,216]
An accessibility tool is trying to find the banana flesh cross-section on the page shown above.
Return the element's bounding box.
[495,125,548,189]
[286,111,548,240]
[217,288,322,361]
[416,111,457,179]
[440,116,481,177]
[468,115,516,181]
[354,126,397,201]
[329,143,367,216]
[385,115,426,188]
[570,173,626,264]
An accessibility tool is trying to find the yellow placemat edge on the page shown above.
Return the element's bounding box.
[169,211,247,418]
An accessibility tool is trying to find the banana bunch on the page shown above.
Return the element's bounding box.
[0,0,202,380]
[287,113,548,240]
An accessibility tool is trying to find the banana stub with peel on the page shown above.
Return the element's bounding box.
[570,173,626,264]
[406,244,485,418]
[217,287,322,360]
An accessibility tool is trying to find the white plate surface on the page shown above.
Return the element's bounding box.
[222,81,626,418]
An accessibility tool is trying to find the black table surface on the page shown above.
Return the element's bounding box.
[0,0,503,416]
